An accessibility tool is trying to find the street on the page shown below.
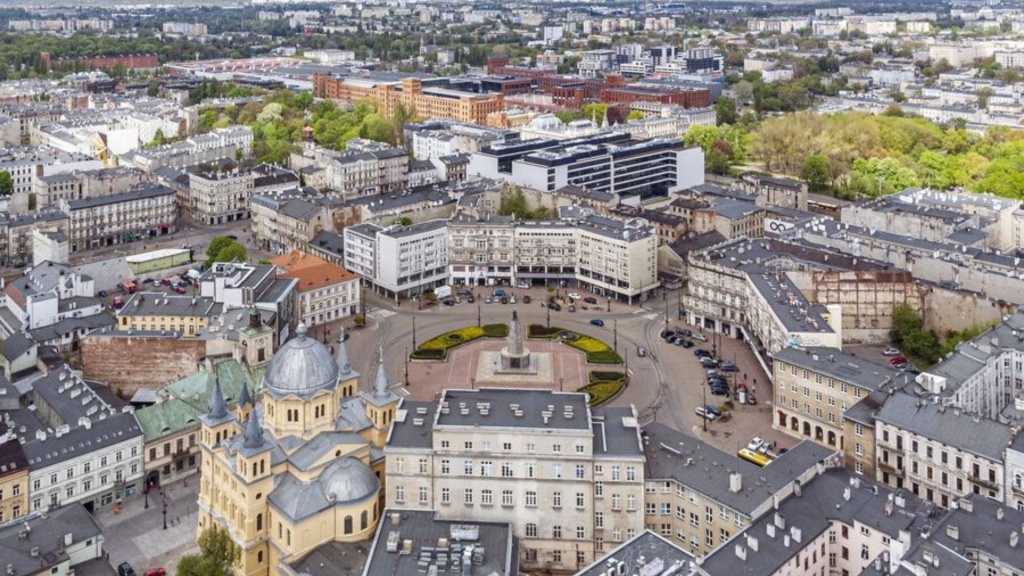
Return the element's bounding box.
[340,285,789,454]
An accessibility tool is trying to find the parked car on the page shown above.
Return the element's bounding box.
[704,405,723,417]
[748,437,765,452]
[583,296,598,305]
[694,348,711,357]
[568,292,581,300]
[457,288,472,296]
[666,334,679,344]
[144,569,166,576]
[695,405,717,420]
[883,347,901,356]
[590,318,605,327]
[485,297,493,304]
[517,281,530,289]
[548,302,561,311]
[567,305,576,312]
[442,299,456,307]
[636,346,647,357]
[901,364,921,375]
[700,357,718,368]
[501,297,509,304]
[174,286,187,294]
[467,296,475,303]
[710,385,729,396]
[720,362,739,372]
[691,333,708,342]
[675,328,693,337]
[889,356,908,366]
[142,278,155,284]
[118,564,138,576]
[161,278,172,286]
[493,289,506,298]
[98,290,108,297]
[677,339,694,348]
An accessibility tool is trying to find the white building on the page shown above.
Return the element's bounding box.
[386,388,646,572]
[343,219,449,301]
[18,367,145,513]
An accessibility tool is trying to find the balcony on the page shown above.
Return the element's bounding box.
[968,473,1000,491]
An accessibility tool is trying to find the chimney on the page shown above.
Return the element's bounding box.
[746,534,759,552]
[1010,532,1019,548]
[946,524,959,541]
[734,545,746,561]
[730,472,743,493]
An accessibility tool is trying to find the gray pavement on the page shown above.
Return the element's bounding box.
[349,284,785,455]
[95,479,200,576]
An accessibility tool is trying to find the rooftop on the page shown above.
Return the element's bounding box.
[360,509,518,576]
[874,392,1013,461]
[434,388,592,431]
[772,347,899,391]
[574,530,695,576]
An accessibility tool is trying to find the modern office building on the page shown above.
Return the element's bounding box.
[343,219,449,301]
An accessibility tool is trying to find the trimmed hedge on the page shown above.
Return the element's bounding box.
[482,323,509,338]
[578,379,625,406]
[528,324,563,339]
[590,371,626,384]
[588,350,624,364]
[410,324,508,361]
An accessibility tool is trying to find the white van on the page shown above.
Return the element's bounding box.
[435,286,452,299]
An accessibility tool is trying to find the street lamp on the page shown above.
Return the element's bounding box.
[144,481,150,509]
[477,302,481,327]
[161,490,168,530]
[613,320,618,352]
[546,306,551,328]
[404,348,409,386]
[412,316,417,350]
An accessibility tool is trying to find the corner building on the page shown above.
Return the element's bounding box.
[196,325,399,575]
[386,389,646,573]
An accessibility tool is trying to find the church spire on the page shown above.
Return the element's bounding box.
[238,379,252,409]
[336,328,352,376]
[242,410,265,449]
[373,346,389,399]
[208,376,228,419]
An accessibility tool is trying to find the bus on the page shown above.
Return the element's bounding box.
[737,448,773,467]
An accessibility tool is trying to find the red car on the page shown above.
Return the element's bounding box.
[889,356,908,366]
[144,569,166,576]
[174,286,187,294]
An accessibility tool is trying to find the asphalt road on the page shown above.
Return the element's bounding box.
[342,285,786,453]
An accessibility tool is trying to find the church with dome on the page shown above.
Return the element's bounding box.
[196,323,400,575]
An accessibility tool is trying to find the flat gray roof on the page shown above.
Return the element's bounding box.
[436,388,591,431]
[874,392,1013,461]
[772,347,898,390]
[574,530,695,576]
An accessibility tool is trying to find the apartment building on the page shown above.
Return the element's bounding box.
[0,422,29,524]
[735,173,808,212]
[271,250,360,326]
[448,212,516,286]
[198,262,298,343]
[186,169,254,225]
[698,470,940,576]
[116,292,222,336]
[60,183,177,252]
[406,120,518,160]
[0,145,103,214]
[314,75,505,126]
[470,132,705,198]
[290,142,408,198]
[386,389,646,572]
[130,126,253,172]
[772,347,898,456]
[34,166,149,209]
[343,219,448,300]
[642,423,835,558]
[576,213,659,302]
[875,391,1012,508]
[250,189,334,255]
[18,367,144,513]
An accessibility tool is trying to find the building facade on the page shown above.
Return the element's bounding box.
[343,219,449,301]
[60,184,177,252]
[271,250,361,326]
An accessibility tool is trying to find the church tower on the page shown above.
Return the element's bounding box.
[364,347,399,447]
[197,377,238,538]
[234,410,274,575]
[236,378,253,422]
[336,328,358,398]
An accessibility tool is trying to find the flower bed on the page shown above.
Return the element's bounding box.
[579,370,627,406]
[410,324,508,360]
[566,336,623,364]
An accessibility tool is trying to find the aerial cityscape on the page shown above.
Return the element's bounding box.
[0,0,1022,576]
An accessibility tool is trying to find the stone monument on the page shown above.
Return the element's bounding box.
[500,306,532,371]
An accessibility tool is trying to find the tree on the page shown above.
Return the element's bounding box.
[147,79,159,98]
[801,154,830,189]
[498,187,530,219]
[714,96,737,126]
[177,526,240,576]
[213,242,247,264]
[394,216,413,226]
[205,236,234,261]
[147,129,166,148]
[626,110,645,122]
[976,86,994,110]
[0,171,12,196]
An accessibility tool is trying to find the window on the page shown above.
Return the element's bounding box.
[526,491,537,507]
[526,463,535,478]
[503,442,512,451]
[441,488,450,504]
[552,463,562,479]
[553,525,563,539]
[576,464,585,479]
[575,443,585,454]
[464,489,473,505]
[502,490,513,506]
[627,495,637,511]
[553,492,562,508]
[526,443,535,453]
[595,512,604,528]
[464,460,473,475]
[441,440,450,449]
[464,441,473,450]
[611,466,621,481]
[502,463,513,478]
[595,482,603,497]
[418,459,428,474]
[480,461,493,477]
[626,466,636,481]
[526,523,537,537]
[419,487,428,504]
[553,550,562,564]
[395,458,405,473]
[441,459,450,474]
[481,489,493,505]
[576,492,585,509]
[552,444,562,454]
[395,486,405,503]
[576,526,586,539]
[611,494,621,510]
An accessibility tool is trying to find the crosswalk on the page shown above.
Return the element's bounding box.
[366,308,396,321]
[641,312,661,321]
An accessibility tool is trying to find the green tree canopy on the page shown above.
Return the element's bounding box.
[0,171,12,196]
[177,526,240,576]
[205,236,247,267]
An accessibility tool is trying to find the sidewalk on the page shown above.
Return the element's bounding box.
[95,478,201,575]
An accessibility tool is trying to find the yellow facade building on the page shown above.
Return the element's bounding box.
[196,324,399,574]
[116,292,219,336]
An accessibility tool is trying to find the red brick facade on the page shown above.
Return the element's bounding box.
[81,335,207,394]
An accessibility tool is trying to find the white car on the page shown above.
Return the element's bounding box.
[568,292,581,300]
[883,347,900,356]
[695,406,717,420]
[747,437,765,452]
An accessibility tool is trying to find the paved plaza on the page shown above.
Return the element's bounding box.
[95,479,200,576]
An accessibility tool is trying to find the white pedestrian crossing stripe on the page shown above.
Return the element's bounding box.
[367,309,396,321]
[642,313,659,320]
